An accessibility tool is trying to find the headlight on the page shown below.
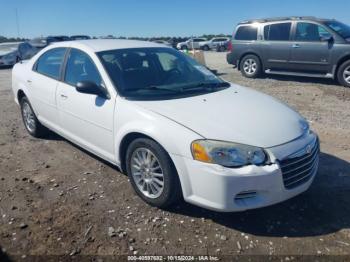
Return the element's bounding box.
[191,140,267,167]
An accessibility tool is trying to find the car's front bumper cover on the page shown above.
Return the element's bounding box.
[171,131,319,212]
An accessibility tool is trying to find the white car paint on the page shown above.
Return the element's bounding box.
[12,39,319,212]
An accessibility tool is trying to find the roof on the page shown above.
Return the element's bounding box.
[50,39,166,52]
[239,16,334,25]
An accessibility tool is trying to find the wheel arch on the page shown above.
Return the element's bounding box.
[119,132,156,173]
[118,131,185,198]
[336,54,350,77]
[17,89,27,102]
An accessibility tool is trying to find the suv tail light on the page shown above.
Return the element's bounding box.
[227,41,233,52]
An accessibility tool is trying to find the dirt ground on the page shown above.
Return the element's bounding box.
[0,52,350,260]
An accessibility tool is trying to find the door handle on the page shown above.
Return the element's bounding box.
[292,44,301,48]
[60,94,68,99]
[26,80,32,83]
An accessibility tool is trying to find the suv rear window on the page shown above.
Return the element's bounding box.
[264,23,291,41]
[235,26,258,41]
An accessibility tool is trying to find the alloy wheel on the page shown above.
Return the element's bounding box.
[22,102,36,133]
[130,148,164,199]
[343,65,350,84]
[243,59,257,75]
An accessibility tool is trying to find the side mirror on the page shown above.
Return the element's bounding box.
[321,35,334,42]
[75,81,110,99]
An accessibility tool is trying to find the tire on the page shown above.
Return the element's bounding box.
[126,138,182,208]
[181,45,188,51]
[240,54,262,78]
[203,45,209,51]
[219,46,226,52]
[20,96,48,138]
[337,60,350,88]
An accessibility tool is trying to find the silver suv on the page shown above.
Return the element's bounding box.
[199,37,231,51]
[227,17,350,87]
[176,38,207,50]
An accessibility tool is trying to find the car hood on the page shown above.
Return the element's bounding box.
[0,50,15,56]
[134,85,306,148]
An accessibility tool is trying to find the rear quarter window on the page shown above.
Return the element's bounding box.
[235,26,258,41]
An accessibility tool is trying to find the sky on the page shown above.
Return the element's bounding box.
[1,0,350,38]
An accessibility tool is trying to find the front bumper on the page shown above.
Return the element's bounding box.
[171,132,319,212]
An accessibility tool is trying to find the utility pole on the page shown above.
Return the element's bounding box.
[15,8,20,38]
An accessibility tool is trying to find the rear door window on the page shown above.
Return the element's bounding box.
[264,22,292,41]
[35,48,66,79]
[235,26,258,41]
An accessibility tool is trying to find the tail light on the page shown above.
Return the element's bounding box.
[227,41,233,52]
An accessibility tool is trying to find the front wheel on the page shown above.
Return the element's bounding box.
[240,55,262,78]
[126,138,182,208]
[337,60,350,88]
[20,96,48,138]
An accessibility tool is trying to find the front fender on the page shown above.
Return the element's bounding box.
[114,97,203,197]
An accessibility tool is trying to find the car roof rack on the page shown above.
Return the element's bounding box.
[238,16,322,24]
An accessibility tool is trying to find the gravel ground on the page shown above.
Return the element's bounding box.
[0,52,350,260]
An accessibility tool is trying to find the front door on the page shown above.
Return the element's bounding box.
[289,22,334,73]
[56,48,115,161]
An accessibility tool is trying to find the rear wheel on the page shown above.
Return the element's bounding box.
[126,138,182,208]
[20,96,48,138]
[337,60,350,88]
[202,45,209,51]
[181,45,188,51]
[240,55,262,78]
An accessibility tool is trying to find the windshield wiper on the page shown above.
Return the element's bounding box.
[137,86,182,93]
[182,81,230,92]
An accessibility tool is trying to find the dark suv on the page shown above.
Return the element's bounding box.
[226,17,350,87]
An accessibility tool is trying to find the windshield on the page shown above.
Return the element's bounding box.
[97,47,229,100]
[324,20,350,39]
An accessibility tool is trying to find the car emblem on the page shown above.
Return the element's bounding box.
[306,145,312,154]
[299,120,309,132]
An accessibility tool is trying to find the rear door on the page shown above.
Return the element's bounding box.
[56,48,115,161]
[30,47,67,128]
[289,22,334,73]
[261,22,293,70]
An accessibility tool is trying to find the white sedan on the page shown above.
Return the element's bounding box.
[12,40,319,212]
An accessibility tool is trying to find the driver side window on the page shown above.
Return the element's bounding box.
[64,49,103,87]
[295,22,332,41]
[157,52,178,71]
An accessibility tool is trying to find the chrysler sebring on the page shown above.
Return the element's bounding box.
[12,40,319,212]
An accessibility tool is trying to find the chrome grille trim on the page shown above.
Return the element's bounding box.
[279,138,319,190]
[281,140,318,168]
[282,148,319,176]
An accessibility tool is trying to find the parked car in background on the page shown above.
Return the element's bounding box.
[199,37,231,51]
[30,36,70,49]
[70,35,91,40]
[12,39,319,212]
[0,42,37,66]
[215,41,230,52]
[176,38,207,50]
[227,16,350,87]
[151,39,172,47]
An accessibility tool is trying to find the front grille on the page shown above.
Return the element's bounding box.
[280,138,319,189]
